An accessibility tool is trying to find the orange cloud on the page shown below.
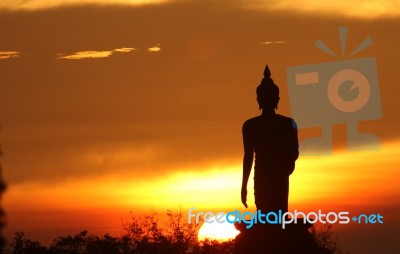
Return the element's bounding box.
[147,44,161,52]
[0,0,169,11]
[57,50,114,59]
[244,0,400,19]
[1,0,398,19]
[260,41,287,45]
[0,51,22,59]
[114,47,137,53]
[57,47,137,59]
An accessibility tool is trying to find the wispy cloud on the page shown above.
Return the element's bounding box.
[260,41,287,45]
[114,47,137,53]
[147,44,161,53]
[58,50,113,59]
[58,47,137,60]
[0,51,22,59]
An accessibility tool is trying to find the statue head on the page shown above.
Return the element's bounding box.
[256,65,280,110]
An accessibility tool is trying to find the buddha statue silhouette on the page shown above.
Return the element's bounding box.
[241,65,299,214]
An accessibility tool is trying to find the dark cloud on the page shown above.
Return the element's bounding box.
[0,1,399,184]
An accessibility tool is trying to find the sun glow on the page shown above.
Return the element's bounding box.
[197,215,240,242]
[3,141,399,244]
[5,141,399,213]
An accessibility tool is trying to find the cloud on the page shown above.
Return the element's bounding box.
[57,50,114,59]
[1,0,399,19]
[1,0,399,186]
[244,0,400,19]
[147,44,161,52]
[0,51,22,59]
[114,47,137,53]
[0,0,169,11]
[58,47,137,59]
[260,41,287,45]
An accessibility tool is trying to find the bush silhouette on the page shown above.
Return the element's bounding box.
[310,224,350,254]
[5,209,348,254]
[7,232,47,254]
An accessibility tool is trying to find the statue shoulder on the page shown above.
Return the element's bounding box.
[276,114,297,129]
[242,116,262,131]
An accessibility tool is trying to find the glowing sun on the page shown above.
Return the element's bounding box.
[197,215,240,242]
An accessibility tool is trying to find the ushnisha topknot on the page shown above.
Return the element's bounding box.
[259,64,276,88]
[263,64,271,79]
[256,64,280,110]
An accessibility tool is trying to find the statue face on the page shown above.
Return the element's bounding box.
[257,95,280,110]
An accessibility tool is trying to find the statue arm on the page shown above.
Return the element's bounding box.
[288,119,299,175]
[241,122,254,208]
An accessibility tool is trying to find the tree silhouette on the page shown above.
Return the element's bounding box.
[310,224,350,254]
[4,209,348,254]
[7,232,47,254]
[0,126,7,252]
[121,208,200,254]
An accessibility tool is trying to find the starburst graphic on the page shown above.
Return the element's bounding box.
[315,27,373,58]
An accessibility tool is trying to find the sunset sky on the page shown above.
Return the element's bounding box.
[0,0,399,253]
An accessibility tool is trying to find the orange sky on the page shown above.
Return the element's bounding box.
[0,0,399,253]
